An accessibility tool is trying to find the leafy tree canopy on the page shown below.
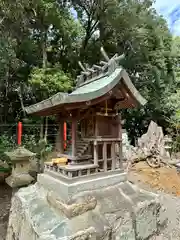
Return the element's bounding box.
[0,0,178,144]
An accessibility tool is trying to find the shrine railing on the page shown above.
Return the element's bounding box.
[84,138,123,172]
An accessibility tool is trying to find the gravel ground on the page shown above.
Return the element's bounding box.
[0,183,12,240]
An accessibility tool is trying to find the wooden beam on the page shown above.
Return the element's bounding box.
[100,61,107,65]
[81,71,91,76]
[96,112,118,117]
[78,61,86,71]
[83,137,122,142]
[93,64,102,70]
[65,94,110,111]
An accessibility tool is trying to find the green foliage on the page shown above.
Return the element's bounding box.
[164,36,180,133]
[166,114,180,153]
[0,131,53,164]
[29,67,73,99]
[0,135,16,161]
[23,136,53,169]
[0,0,178,147]
[35,139,53,161]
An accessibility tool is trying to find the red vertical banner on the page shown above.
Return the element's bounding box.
[17,122,22,145]
[64,122,67,150]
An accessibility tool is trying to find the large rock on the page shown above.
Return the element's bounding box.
[137,121,170,160]
[6,180,166,240]
[125,121,172,169]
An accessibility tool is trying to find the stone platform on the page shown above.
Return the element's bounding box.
[39,169,127,201]
[6,171,167,240]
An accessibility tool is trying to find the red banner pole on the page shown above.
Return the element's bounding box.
[64,122,67,150]
[17,122,22,145]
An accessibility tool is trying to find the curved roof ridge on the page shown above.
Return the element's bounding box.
[25,68,146,115]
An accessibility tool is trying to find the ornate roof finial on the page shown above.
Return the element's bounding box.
[93,64,103,70]
[100,47,109,62]
[114,54,125,63]
[78,61,86,72]
[75,47,126,88]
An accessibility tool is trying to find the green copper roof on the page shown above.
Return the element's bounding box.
[72,70,119,95]
[25,50,147,115]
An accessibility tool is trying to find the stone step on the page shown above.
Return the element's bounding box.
[64,149,89,156]
[66,141,89,147]
[71,155,93,161]
[65,141,90,157]
[66,145,87,152]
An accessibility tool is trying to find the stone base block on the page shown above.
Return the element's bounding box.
[5,173,34,188]
[38,169,127,201]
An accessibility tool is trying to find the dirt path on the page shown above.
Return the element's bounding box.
[0,183,12,240]
[128,161,180,196]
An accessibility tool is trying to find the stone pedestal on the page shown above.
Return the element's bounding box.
[6,170,167,240]
[39,169,127,201]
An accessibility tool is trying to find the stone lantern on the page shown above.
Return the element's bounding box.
[164,135,173,158]
[5,147,36,188]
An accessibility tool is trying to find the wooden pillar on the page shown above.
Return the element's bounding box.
[111,142,116,170]
[56,120,64,153]
[103,142,107,171]
[94,141,98,165]
[72,119,77,157]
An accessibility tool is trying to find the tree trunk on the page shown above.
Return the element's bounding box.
[40,28,48,140]
[42,38,47,69]
[17,86,26,118]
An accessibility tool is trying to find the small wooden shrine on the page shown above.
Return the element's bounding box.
[25,48,146,179]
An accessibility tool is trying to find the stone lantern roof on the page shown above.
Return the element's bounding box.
[5,147,36,162]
